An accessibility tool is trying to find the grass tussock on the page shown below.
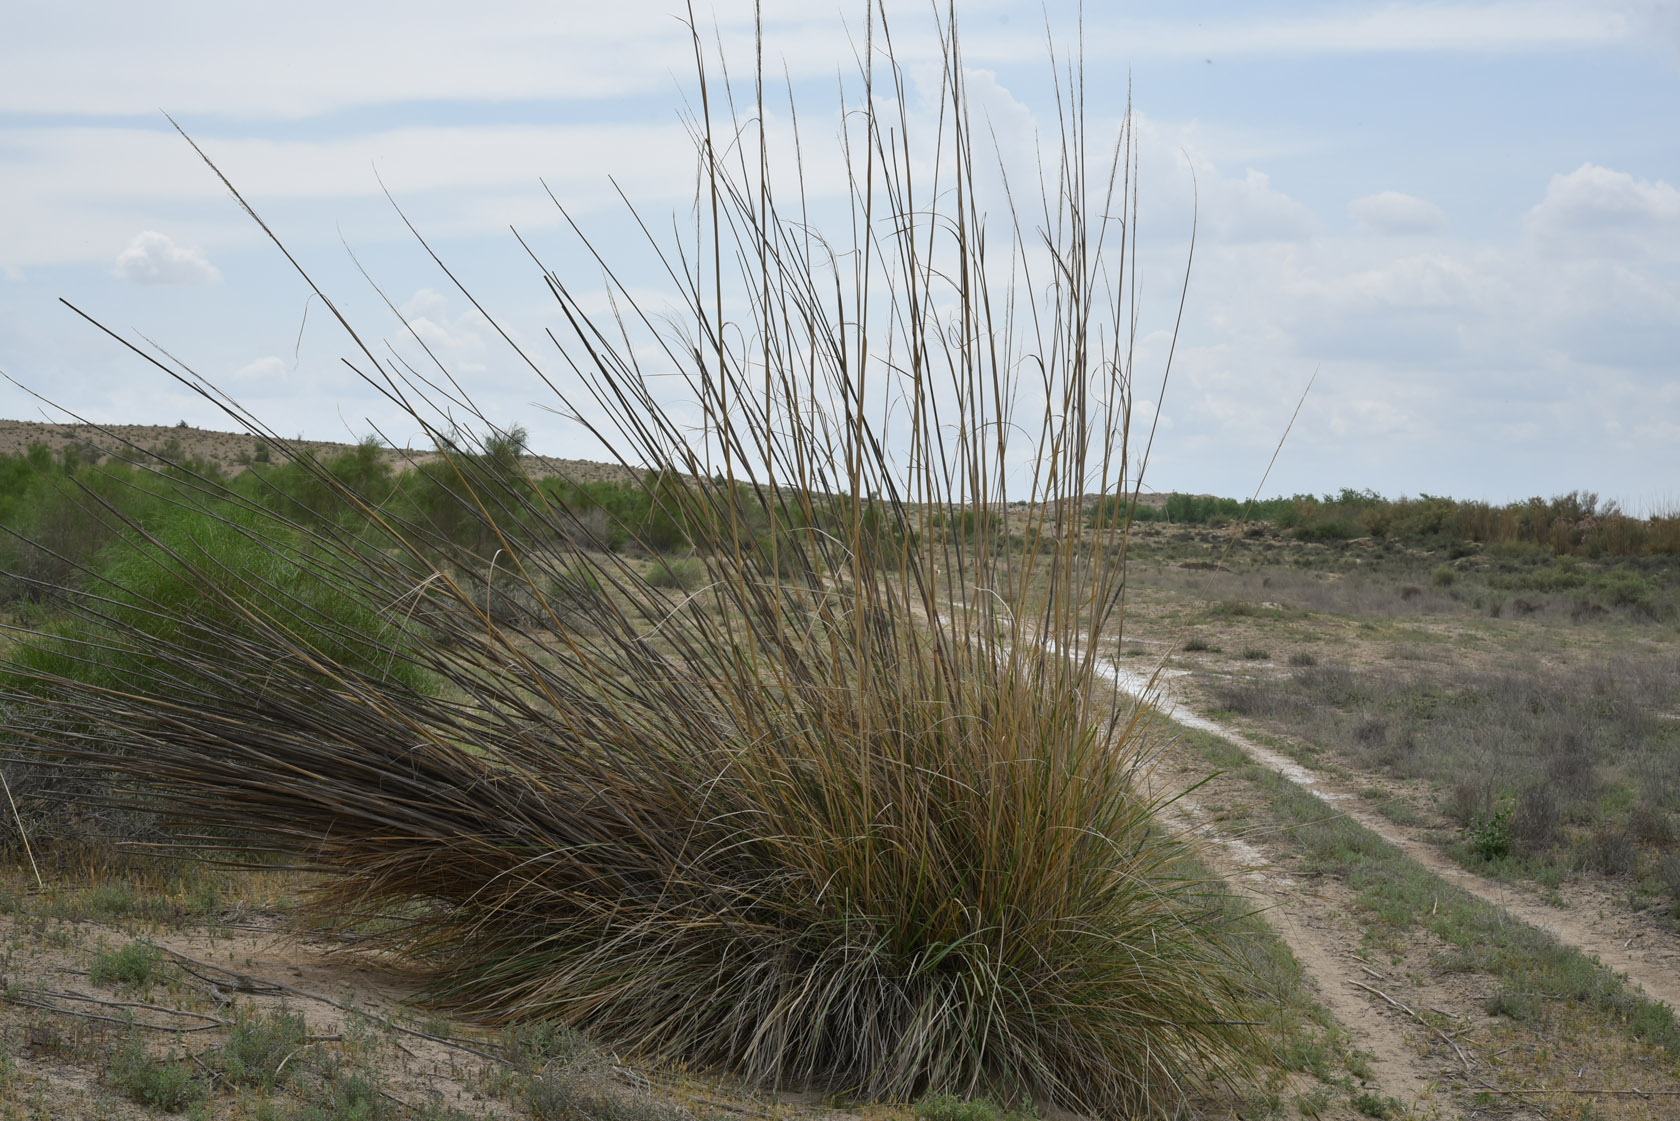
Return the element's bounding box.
[0,10,1261,1116]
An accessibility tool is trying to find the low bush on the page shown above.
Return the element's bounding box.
[107,1031,203,1112]
[89,940,162,989]
[222,1008,311,1089]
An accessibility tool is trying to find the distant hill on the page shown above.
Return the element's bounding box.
[0,418,637,485]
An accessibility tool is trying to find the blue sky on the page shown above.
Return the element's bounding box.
[2,1,1676,507]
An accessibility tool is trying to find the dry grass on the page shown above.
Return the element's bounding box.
[0,10,1264,1117]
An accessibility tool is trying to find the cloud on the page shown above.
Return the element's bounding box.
[1348,191,1448,235]
[1210,169,1316,243]
[396,289,492,376]
[232,356,286,381]
[110,231,222,285]
[1133,116,1315,245]
[1525,163,1680,259]
[1076,2,1628,62]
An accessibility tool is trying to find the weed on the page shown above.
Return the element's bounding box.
[258,1072,393,1121]
[221,1007,311,1089]
[89,940,162,990]
[1466,807,1514,861]
[1352,1090,1402,1119]
[1183,635,1214,652]
[645,557,703,592]
[1240,646,1270,661]
[107,1030,204,1112]
[914,1095,1032,1121]
[501,1021,594,1071]
[1287,651,1317,667]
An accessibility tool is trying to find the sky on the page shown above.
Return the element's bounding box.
[1,0,1677,507]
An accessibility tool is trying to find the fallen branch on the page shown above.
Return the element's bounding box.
[5,993,225,1033]
[46,987,229,1024]
[156,946,507,1065]
[1348,979,1472,1076]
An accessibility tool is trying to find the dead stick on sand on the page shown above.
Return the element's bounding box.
[157,945,508,1065]
[1348,979,1472,1076]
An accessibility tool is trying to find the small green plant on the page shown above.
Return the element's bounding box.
[221,1007,311,1089]
[914,1093,1034,1121]
[1183,635,1215,652]
[501,1020,594,1070]
[1466,807,1514,861]
[528,1073,677,1121]
[107,1030,204,1112]
[645,557,703,591]
[1287,650,1317,667]
[1240,646,1270,661]
[259,1071,395,1121]
[90,940,163,990]
[1431,564,1455,587]
[1352,1090,1402,1119]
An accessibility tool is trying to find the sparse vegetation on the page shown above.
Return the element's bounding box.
[107,1029,205,1111]
[89,939,163,990]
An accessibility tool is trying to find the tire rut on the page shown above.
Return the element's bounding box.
[1109,661,1680,1016]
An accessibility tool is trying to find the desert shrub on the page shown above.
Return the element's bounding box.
[107,1031,203,1112]
[1286,650,1317,667]
[1444,778,1493,828]
[914,1094,1032,1121]
[645,557,703,592]
[221,1008,311,1089]
[1583,823,1638,877]
[90,940,163,989]
[1629,803,1674,846]
[1465,807,1513,861]
[1511,785,1561,857]
[1431,565,1455,587]
[0,13,1263,1118]
[262,1071,395,1121]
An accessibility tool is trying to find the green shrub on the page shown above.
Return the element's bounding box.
[90,941,163,990]
[107,1031,203,1112]
[914,1094,1032,1121]
[1466,807,1513,861]
[645,557,703,592]
[221,1008,311,1089]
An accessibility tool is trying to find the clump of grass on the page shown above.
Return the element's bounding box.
[221,1007,311,1089]
[89,940,163,990]
[107,1030,203,1112]
[1240,646,1270,661]
[914,1093,1033,1121]
[0,10,1262,1118]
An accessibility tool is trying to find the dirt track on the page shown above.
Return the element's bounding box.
[1111,659,1680,1118]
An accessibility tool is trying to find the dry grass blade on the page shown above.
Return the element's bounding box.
[0,7,1264,1117]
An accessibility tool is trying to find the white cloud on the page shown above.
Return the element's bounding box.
[232,356,286,381]
[1133,116,1315,245]
[1077,2,1628,62]
[110,231,221,285]
[1212,169,1316,243]
[1348,191,1448,235]
[1525,163,1680,259]
[396,289,492,376]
